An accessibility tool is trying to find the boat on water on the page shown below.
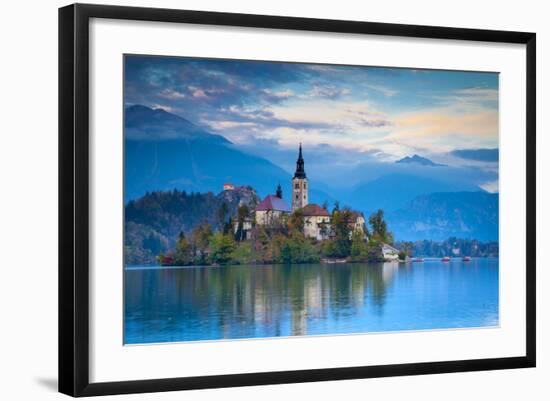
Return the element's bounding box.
[442,256,451,262]
[462,256,472,262]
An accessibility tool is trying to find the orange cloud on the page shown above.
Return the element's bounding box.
[391,109,498,141]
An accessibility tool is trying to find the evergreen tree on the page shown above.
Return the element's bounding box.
[350,230,368,260]
[217,202,229,231]
[223,217,233,235]
[329,208,352,257]
[234,204,250,242]
[209,233,236,265]
[368,209,393,244]
[174,231,192,265]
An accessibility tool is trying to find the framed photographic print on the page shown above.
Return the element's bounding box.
[58,3,536,397]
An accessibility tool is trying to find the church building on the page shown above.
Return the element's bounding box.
[255,184,291,227]
[251,144,368,244]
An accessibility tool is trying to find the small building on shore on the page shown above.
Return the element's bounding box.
[382,243,400,261]
[302,204,331,240]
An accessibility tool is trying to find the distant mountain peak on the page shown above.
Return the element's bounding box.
[396,154,446,167]
[125,104,230,144]
[126,104,195,126]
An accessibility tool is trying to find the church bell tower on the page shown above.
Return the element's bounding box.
[292,143,308,212]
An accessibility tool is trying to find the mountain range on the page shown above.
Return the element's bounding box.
[347,173,479,215]
[387,192,498,241]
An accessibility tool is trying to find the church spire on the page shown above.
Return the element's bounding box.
[293,143,307,179]
[276,183,283,199]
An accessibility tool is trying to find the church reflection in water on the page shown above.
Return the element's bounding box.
[125,263,404,342]
[124,258,498,344]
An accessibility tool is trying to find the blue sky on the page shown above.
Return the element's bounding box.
[124,55,499,191]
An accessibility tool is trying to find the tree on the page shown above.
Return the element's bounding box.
[369,209,393,244]
[278,232,319,264]
[230,242,258,265]
[365,239,384,262]
[209,233,236,265]
[217,202,229,231]
[157,251,175,266]
[398,241,414,258]
[250,226,271,262]
[174,231,192,265]
[398,250,407,261]
[234,204,250,242]
[191,223,212,264]
[327,208,352,257]
[350,230,368,260]
[288,209,305,233]
[223,217,233,235]
[142,233,162,255]
[269,234,287,263]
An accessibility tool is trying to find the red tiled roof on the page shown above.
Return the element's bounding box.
[256,195,291,212]
[302,204,330,217]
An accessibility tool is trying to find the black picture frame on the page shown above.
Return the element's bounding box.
[59,3,536,397]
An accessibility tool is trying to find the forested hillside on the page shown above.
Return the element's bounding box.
[125,187,259,264]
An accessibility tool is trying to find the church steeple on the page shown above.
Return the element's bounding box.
[291,143,308,212]
[276,183,283,199]
[294,143,307,179]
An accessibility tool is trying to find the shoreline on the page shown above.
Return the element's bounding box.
[125,256,498,270]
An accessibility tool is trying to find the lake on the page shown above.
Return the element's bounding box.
[124,258,499,344]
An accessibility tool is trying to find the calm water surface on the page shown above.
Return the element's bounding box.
[124,258,499,344]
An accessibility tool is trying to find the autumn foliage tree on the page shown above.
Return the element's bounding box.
[191,223,213,264]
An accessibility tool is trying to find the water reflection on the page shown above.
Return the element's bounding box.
[124,259,498,344]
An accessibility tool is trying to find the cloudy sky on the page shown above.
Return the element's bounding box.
[124,55,499,191]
